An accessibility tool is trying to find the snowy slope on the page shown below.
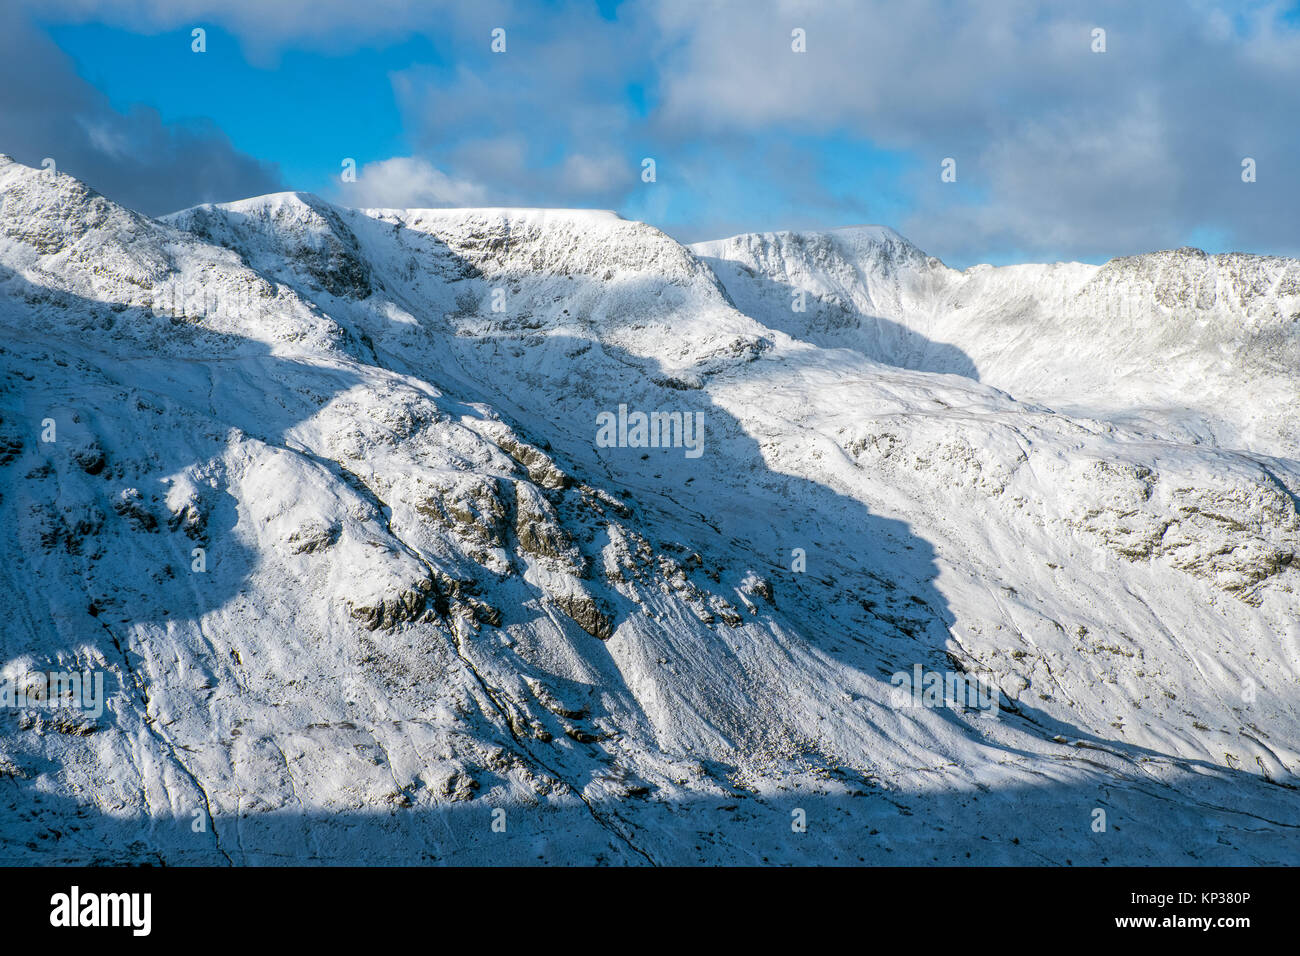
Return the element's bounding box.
[695,229,1300,458]
[2,154,1298,865]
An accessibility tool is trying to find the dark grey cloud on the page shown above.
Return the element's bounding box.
[0,7,280,217]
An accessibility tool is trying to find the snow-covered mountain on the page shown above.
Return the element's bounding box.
[2,154,1297,865]
[695,227,1300,457]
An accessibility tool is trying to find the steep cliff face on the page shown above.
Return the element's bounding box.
[1,155,1297,865]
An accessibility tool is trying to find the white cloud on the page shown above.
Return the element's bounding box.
[343,157,488,209]
[559,152,629,194]
[645,0,1300,261]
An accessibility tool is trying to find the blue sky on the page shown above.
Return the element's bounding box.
[45,21,418,192]
[4,1,1299,268]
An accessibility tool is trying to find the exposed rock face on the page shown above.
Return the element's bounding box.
[548,590,614,640]
[348,575,436,631]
